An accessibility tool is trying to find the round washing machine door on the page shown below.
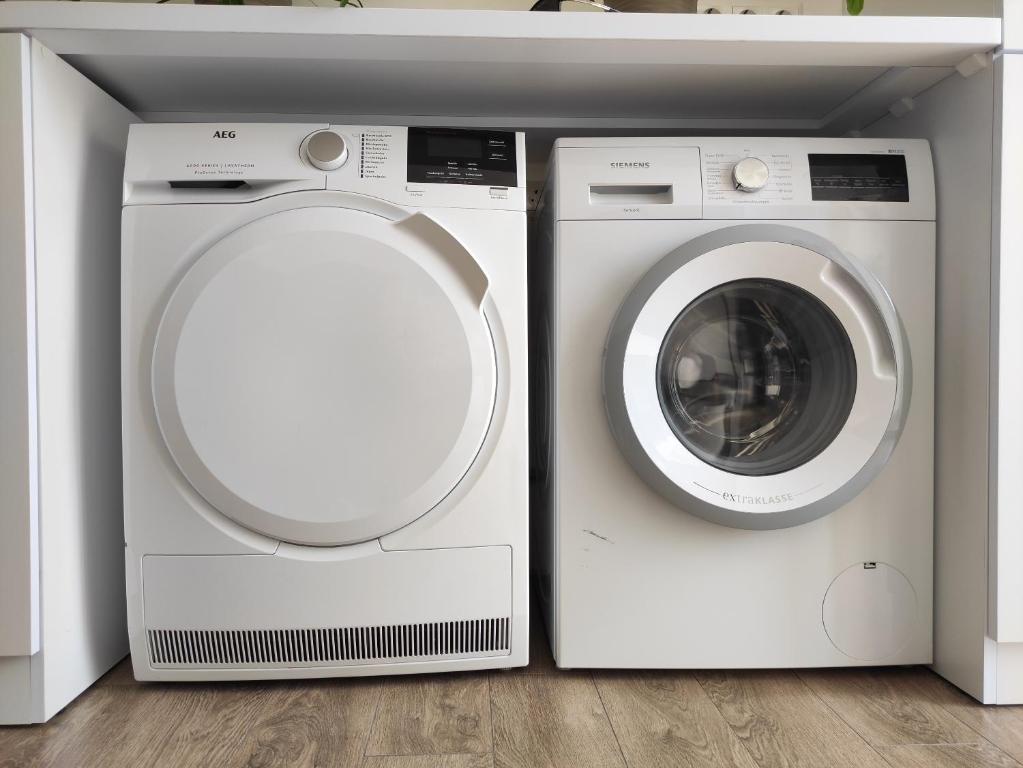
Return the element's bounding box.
[604,224,910,530]
[152,204,497,546]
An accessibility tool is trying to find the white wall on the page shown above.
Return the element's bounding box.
[856,0,998,16]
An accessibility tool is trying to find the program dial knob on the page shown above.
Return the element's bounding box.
[732,157,770,193]
[302,130,348,171]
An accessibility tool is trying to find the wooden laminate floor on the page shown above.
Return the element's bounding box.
[5,615,1023,768]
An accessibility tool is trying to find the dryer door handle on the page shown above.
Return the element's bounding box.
[393,212,490,310]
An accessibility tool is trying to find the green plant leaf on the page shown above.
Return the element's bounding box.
[846,0,864,14]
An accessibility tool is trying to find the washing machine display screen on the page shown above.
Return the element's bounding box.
[407,127,518,187]
[656,279,857,477]
[808,153,909,202]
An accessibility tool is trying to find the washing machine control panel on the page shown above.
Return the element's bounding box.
[697,140,930,219]
[807,152,910,202]
[699,139,930,221]
[730,156,771,192]
[550,138,933,222]
[703,149,797,205]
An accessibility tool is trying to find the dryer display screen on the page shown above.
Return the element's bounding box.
[427,134,482,159]
[408,128,517,187]
[808,153,909,202]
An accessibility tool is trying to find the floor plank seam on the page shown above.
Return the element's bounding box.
[797,668,1023,767]
[147,690,202,767]
[875,746,901,768]
[688,670,764,768]
[367,751,496,758]
[487,670,498,767]
[924,669,1023,755]
[792,670,894,767]
[590,672,632,768]
[692,671,783,768]
[361,678,388,760]
[874,741,998,748]
[876,743,1023,768]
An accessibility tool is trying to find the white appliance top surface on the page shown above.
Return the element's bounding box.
[549,137,934,222]
[123,122,527,211]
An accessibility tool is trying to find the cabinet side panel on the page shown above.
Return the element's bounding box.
[29,40,137,720]
[864,66,995,701]
[993,54,1023,645]
[1004,1,1023,53]
[0,657,34,724]
[0,33,39,660]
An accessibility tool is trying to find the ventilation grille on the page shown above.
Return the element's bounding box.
[147,617,510,668]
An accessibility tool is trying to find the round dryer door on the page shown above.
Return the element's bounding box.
[152,205,497,546]
[604,224,910,530]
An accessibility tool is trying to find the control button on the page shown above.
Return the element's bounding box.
[302,130,348,171]
[732,157,770,192]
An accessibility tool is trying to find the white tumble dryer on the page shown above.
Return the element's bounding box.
[122,123,528,680]
[534,137,934,668]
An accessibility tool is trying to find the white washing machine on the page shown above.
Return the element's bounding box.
[534,137,934,668]
[122,123,528,680]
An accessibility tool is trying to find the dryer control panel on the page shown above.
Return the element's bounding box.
[123,123,527,211]
[407,127,518,187]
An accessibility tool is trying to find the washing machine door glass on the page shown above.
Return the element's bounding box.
[604,225,910,530]
[152,205,497,546]
[657,278,857,477]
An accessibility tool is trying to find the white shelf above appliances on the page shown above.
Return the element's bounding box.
[0,4,1001,134]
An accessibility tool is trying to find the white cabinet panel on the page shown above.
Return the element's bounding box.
[0,34,136,724]
[993,53,1023,643]
[1004,0,1023,52]
[28,39,136,721]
